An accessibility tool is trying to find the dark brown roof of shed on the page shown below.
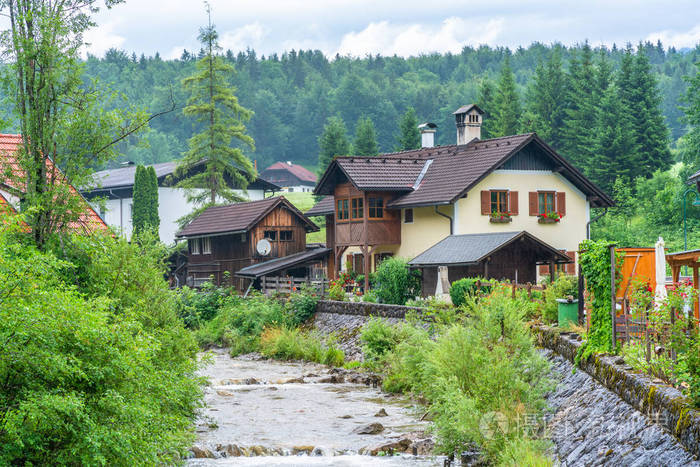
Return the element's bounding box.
[235,247,330,278]
[306,195,335,216]
[176,196,318,238]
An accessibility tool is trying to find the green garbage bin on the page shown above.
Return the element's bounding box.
[556,298,579,328]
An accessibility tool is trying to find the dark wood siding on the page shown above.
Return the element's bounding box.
[333,183,401,247]
[499,144,555,171]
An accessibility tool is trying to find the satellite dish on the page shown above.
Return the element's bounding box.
[256,238,272,256]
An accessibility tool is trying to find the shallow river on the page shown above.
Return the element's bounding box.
[188,349,442,466]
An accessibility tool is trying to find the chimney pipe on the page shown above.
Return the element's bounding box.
[453,104,484,144]
[418,122,437,148]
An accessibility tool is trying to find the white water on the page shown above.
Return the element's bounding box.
[189,349,441,466]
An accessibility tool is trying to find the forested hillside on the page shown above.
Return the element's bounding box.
[79,41,697,176]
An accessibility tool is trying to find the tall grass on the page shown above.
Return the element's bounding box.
[259,327,344,366]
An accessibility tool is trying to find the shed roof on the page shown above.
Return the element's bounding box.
[262,162,317,184]
[305,195,335,216]
[408,231,572,267]
[235,247,330,278]
[176,196,318,238]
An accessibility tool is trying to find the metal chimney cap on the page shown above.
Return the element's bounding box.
[418,122,437,130]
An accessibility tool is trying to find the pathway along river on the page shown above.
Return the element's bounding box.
[188,349,442,466]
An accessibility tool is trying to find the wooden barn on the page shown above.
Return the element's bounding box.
[175,196,326,291]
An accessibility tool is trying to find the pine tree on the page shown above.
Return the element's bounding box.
[491,56,521,137]
[318,116,351,176]
[176,5,256,207]
[617,44,671,179]
[561,43,597,170]
[477,79,497,139]
[397,107,420,150]
[681,61,700,166]
[353,116,379,156]
[523,48,567,148]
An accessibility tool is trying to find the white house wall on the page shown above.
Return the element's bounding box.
[94,187,266,244]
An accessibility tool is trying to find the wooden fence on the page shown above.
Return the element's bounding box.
[260,276,331,297]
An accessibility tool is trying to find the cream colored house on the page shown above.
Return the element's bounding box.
[307,105,613,293]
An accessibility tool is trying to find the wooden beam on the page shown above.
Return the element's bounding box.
[693,265,699,321]
[610,245,617,349]
[363,191,369,292]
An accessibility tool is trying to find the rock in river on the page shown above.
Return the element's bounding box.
[353,422,385,434]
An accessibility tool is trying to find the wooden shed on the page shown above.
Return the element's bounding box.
[175,196,320,291]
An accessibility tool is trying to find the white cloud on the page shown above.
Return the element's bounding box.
[82,21,125,58]
[646,24,700,49]
[219,22,268,52]
[335,17,505,58]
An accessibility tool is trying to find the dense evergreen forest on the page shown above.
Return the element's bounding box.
[79,41,697,177]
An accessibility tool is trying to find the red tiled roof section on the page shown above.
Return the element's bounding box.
[0,134,109,234]
[335,157,428,191]
[177,196,318,238]
[388,134,533,208]
[263,162,317,183]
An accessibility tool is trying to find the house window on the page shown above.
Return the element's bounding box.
[190,238,201,255]
[240,232,247,243]
[538,192,555,215]
[201,237,211,254]
[368,197,384,219]
[490,190,508,214]
[351,197,364,219]
[264,230,277,241]
[404,208,414,223]
[280,230,293,241]
[336,199,349,221]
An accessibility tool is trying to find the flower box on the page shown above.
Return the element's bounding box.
[538,217,559,224]
[490,216,512,223]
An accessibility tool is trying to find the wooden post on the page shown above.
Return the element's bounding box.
[275,276,280,293]
[578,264,585,325]
[610,245,617,350]
[549,260,557,281]
[511,280,516,299]
[693,265,699,321]
[262,276,267,295]
[527,282,532,300]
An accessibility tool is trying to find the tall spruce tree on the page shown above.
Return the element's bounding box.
[491,56,521,137]
[353,116,379,156]
[397,107,421,150]
[523,48,567,148]
[561,43,597,170]
[681,61,700,166]
[477,79,497,139]
[176,5,256,206]
[617,44,671,179]
[318,116,351,176]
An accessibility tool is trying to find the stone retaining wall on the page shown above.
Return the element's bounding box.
[533,325,700,459]
[315,300,424,319]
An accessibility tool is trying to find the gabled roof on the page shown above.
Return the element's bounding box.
[305,195,335,216]
[313,133,614,208]
[453,104,484,115]
[87,160,279,192]
[408,231,572,267]
[0,134,109,234]
[262,162,317,184]
[176,196,319,238]
[235,247,330,278]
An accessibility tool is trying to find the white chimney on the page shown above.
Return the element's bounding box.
[454,104,484,144]
[418,122,437,148]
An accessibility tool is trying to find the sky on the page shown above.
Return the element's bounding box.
[85,0,700,59]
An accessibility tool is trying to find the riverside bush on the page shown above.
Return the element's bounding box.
[380,285,553,464]
[259,327,345,366]
[0,230,202,465]
[371,257,420,305]
[449,277,496,307]
[541,275,578,323]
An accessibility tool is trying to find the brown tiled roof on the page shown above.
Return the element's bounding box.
[314,133,614,208]
[305,195,335,216]
[262,162,317,184]
[0,134,109,234]
[235,246,330,278]
[176,196,319,238]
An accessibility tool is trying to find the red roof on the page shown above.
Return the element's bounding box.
[262,162,317,184]
[0,134,109,234]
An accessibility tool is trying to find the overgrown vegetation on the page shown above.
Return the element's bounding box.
[449,277,496,307]
[371,257,421,305]
[360,285,554,465]
[0,225,202,465]
[541,274,579,324]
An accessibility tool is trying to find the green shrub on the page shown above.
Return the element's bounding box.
[175,282,233,328]
[449,277,495,307]
[259,327,345,366]
[541,275,578,324]
[328,281,346,301]
[371,257,421,305]
[287,284,318,325]
[380,285,553,462]
[0,230,201,465]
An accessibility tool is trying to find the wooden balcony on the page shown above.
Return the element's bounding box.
[335,218,400,247]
